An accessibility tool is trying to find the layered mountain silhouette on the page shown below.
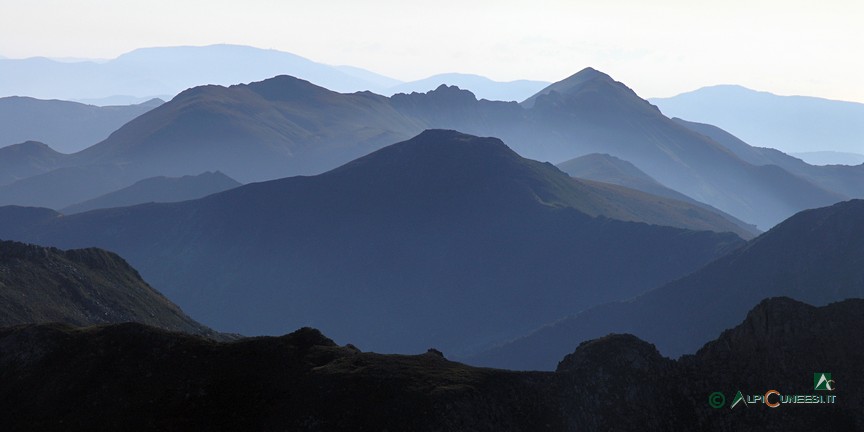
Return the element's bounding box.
[0,240,215,337]
[1,297,860,430]
[387,73,549,102]
[516,69,847,229]
[0,44,399,100]
[0,68,851,228]
[557,153,758,238]
[61,171,241,214]
[0,96,163,153]
[0,141,68,186]
[0,130,743,355]
[470,199,864,370]
[791,151,864,166]
[673,118,864,200]
[651,84,864,156]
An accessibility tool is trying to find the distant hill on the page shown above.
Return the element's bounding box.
[0,130,743,356]
[387,73,549,102]
[74,75,425,182]
[0,239,215,337]
[558,153,669,193]
[1,297,861,430]
[0,44,400,100]
[0,141,68,186]
[557,153,758,238]
[650,85,864,154]
[792,151,864,166]
[469,199,864,370]
[673,118,864,200]
[61,171,241,214]
[0,96,163,153]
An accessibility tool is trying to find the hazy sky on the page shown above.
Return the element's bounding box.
[2,0,863,102]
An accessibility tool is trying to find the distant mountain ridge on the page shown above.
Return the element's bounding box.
[0,130,743,356]
[0,44,398,100]
[388,73,549,102]
[650,84,864,155]
[61,171,241,214]
[0,44,552,104]
[0,96,163,153]
[557,153,758,238]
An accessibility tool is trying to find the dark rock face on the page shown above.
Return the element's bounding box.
[1,297,861,431]
[0,240,217,338]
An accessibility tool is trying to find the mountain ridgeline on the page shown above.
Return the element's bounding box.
[470,198,864,370]
[60,171,241,214]
[1,297,860,431]
[0,130,744,356]
[0,68,858,228]
[0,96,163,153]
[0,240,216,337]
[650,84,864,156]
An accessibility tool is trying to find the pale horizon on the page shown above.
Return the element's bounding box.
[2,0,862,103]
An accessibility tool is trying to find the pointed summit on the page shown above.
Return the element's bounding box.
[521,67,615,108]
[520,67,659,118]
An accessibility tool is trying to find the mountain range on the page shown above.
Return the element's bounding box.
[470,198,864,370]
[0,96,163,153]
[1,68,858,229]
[650,85,864,158]
[1,296,859,430]
[387,73,549,102]
[60,171,241,214]
[0,130,744,356]
[0,44,551,104]
[0,44,397,101]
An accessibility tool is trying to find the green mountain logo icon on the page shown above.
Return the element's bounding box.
[730,390,748,409]
[814,373,834,391]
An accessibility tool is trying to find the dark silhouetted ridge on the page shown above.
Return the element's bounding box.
[1,297,861,430]
[0,240,217,337]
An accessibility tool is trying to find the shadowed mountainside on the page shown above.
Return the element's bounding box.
[0,240,216,337]
[0,130,743,356]
[469,199,864,370]
[558,153,758,238]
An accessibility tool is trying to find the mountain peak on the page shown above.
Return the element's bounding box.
[521,67,662,118]
[243,74,337,101]
[327,129,517,179]
[521,67,615,108]
[556,333,668,374]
